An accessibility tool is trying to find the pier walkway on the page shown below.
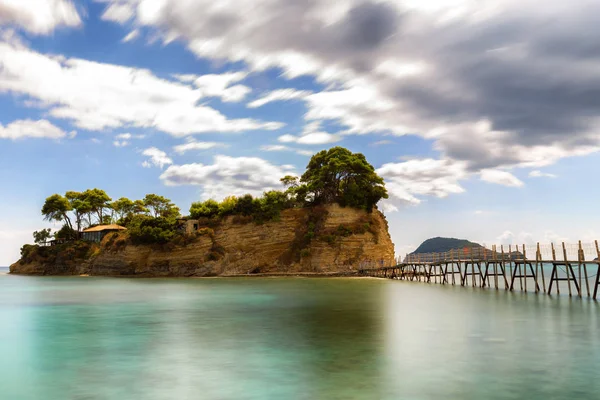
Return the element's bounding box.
[358,241,600,300]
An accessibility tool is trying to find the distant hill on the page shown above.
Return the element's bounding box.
[412,237,482,254]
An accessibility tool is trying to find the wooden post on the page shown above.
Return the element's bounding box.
[523,244,527,292]
[538,243,545,293]
[563,242,572,297]
[493,245,499,290]
[508,244,513,291]
[594,240,600,300]
[471,245,475,287]
[548,243,560,294]
[500,245,506,289]
[458,248,462,286]
[580,241,590,298]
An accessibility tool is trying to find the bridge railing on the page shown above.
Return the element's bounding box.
[402,241,600,264]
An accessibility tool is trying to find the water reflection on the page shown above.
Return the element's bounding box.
[0,277,386,400]
[0,276,599,399]
[383,283,600,399]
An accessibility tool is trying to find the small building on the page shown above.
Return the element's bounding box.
[177,218,201,235]
[82,224,127,243]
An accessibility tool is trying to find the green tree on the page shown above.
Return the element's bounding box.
[65,191,92,231]
[143,194,180,219]
[33,228,52,245]
[54,224,77,240]
[234,194,256,216]
[280,175,299,188]
[133,200,149,215]
[218,196,238,217]
[111,197,136,221]
[41,194,74,234]
[300,147,388,211]
[254,190,290,222]
[189,199,220,219]
[81,189,112,224]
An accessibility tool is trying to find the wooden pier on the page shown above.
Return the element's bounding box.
[358,241,600,300]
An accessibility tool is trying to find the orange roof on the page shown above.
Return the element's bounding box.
[83,224,127,233]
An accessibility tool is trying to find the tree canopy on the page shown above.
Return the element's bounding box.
[300,147,388,211]
[143,194,180,219]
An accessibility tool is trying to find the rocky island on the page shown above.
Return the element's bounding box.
[11,147,396,277]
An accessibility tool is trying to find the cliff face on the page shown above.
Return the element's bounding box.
[11,204,395,277]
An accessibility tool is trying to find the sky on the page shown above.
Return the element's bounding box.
[2,0,600,265]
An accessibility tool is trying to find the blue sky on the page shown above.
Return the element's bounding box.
[2,0,600,264]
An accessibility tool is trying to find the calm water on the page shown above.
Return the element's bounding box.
[0,275,599,400]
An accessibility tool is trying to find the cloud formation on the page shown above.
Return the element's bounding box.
[0,0,81,34]
[0,119,70,140]
[480,169,524,188]
[99,0,600,205]
[142,147,173,169]
[160,155,289,200]
[377,159,468,205]
[173,140,226,154]
[529,170,557,179]
[0,41,283,137]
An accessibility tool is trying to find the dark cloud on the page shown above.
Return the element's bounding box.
[337,2,399,50]
[113,0,600,172]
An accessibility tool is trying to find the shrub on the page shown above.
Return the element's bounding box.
[234,194,257,216]
[190,199,220,219]
[127,215,178,244]
[300,249,311,258]
[20,244,38,261]
[218,196,238,217]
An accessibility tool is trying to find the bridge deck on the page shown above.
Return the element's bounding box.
[358,241,600,300]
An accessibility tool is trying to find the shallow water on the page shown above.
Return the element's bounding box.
[0,275,598,399]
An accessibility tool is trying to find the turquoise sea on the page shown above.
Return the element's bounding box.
[0,274,599,399]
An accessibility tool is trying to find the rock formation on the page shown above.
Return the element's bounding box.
[11,204,395,277]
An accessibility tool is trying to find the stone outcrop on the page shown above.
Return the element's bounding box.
[10,204,395,277]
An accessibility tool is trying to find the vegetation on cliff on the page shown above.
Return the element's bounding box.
[412,237,482,254]
[27,147,388,252]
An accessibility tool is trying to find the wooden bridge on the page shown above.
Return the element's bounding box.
[358,241,600,300]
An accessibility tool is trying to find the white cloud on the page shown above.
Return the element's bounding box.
[0,119,69,140]
[260,144,314,156]
[101,3,134,23]
[278,121,342,145]
[160,155,288,200]
[261,144,291,152]
[142,147,173,169]
[371,140,393,147]
[480,169,524,187]
[173,140,226,154]
[0,41,284,137]
[543,230,569,244]
[122,29,140,43]
[379,201,399,213]
[0,0,81,34]
[247,89,312,108]
[497,231,535,246]
[279,132,342,145]
[497,231,514,245]
[529,170,557,178]
[377,159,468,205]
[113,132,145,147]
[185,71,251,103]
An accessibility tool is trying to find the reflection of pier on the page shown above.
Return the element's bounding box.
[358,241,600,300]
